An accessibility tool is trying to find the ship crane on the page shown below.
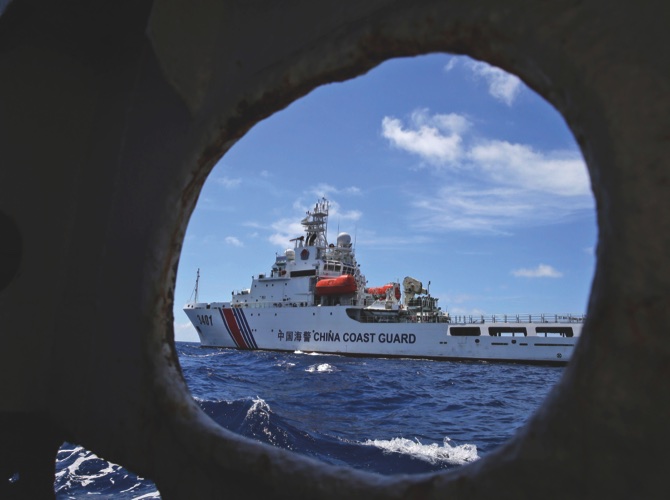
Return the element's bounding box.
[402,276,427,305]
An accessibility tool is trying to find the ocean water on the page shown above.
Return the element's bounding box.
[54,342,564,498]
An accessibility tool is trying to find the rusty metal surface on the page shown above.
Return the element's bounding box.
[1,0,669,497]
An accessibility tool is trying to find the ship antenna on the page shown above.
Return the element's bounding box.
[324,198,329,243]
[189,268,200,304]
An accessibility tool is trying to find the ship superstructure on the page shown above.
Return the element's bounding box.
[185,198,584,364]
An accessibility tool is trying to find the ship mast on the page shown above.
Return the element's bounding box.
[302,198,329,247]
[189,268,200,304]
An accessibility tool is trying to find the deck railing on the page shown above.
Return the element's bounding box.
[448,313,586,324]
[205,301,586,325]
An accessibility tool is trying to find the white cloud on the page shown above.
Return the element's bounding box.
[444,58,522,105]
[466,60,522,106]
[215,176,242,189]
[268,218,305,249]
[411,181,591,235]
[309,183,361,200]
[512,264,563,278]
[354,230,432,249]
[225,236,243,247]
[268,234,290,248]
[443,57,458,72]
[468,140,590,197]
[381,109,470,166]
[343,186,362,195]
[411,187,528,235]
[382,108,592,233]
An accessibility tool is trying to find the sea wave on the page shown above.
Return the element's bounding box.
[52,343,562,496]
[362,436,479,466]
[55,445,159,499]
[305,363,337,373]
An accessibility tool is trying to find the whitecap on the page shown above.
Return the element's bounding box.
[55,445,160,496]
[294,350,327,357]
[247,396,272,418]
[362,436,479,466]
[276,359,296,369]
[305,363,336,373]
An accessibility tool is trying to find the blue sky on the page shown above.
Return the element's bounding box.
[174,53,596,342]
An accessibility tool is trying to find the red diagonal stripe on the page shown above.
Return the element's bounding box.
[222,308,248,348]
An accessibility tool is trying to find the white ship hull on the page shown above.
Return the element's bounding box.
[184,303,581,365]
[184,198,583,365]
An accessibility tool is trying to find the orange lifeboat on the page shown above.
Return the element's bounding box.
[315,274,357,295]
[366,283,401,300]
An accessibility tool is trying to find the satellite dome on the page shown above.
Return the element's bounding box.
[337,232,352,247]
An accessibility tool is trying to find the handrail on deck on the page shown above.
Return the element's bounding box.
[449,313,586,324]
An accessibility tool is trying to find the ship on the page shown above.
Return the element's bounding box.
[184,198,584,365]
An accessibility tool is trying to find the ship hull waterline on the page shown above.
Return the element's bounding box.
[184,304,580,365]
